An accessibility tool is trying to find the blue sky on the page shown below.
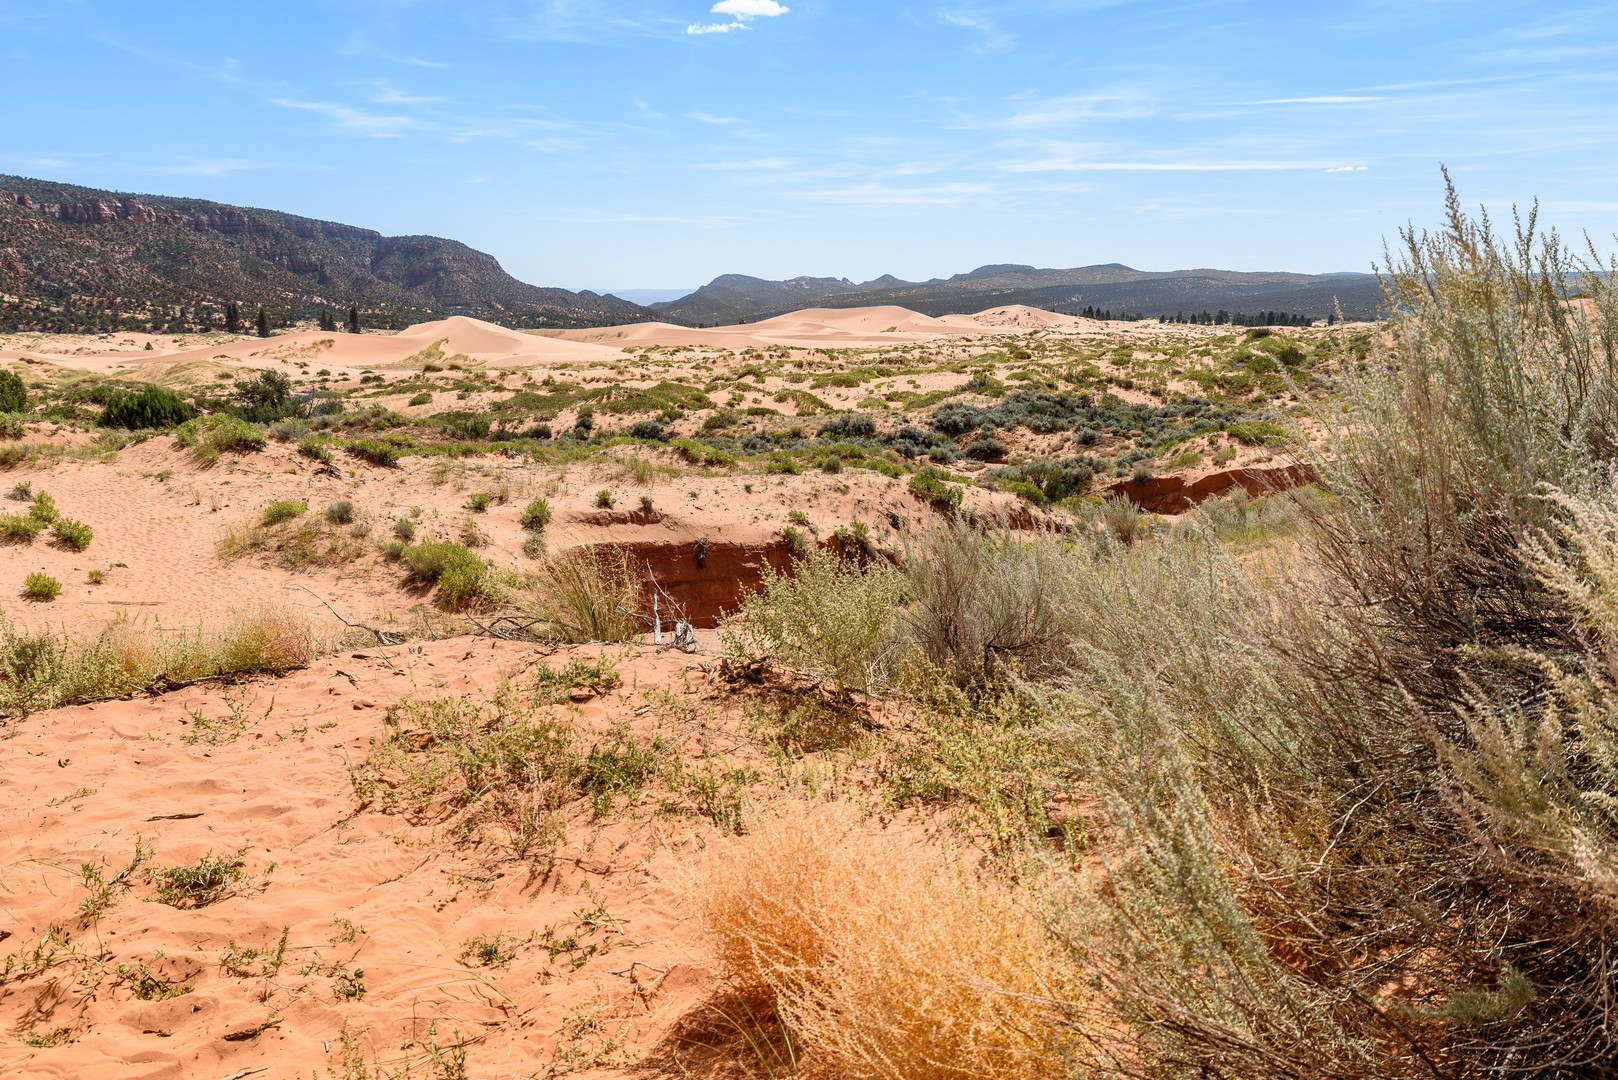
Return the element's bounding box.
[4,1,1618,293]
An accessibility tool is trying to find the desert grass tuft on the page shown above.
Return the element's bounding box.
[684,802,1074,1080]
[519,545,642,643]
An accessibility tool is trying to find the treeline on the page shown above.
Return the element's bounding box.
[0,294,433,335]
[1075,306,1147,321]
[1159,309,1317,327]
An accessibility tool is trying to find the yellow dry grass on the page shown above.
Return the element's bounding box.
[683,802,1078,1080]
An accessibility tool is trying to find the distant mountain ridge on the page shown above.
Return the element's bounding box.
[0,173,1382,335]
[654,262,1382,324]
[0,175,653,331]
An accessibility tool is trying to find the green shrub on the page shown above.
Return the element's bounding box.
[325,500,354,525]
[595,489,615,509]
[465,491,492,513]
[908,470,962,512]
[382,539,407,560]
[0,413,24,439]
[722,545,909,697]
[261,500,307,526]
[408,392,433,406]
[436,548,490,610]
[51,518,92,551]
[1224,420,1292,446]
[101,386,195,429]
[298,435,333,463]
[176,415,266,463]
[1007,480,1046,506]
[27,492,57,524]
[0,513,42,541]
[393,518,416,541]
[403,540,473,583]
[820,455,843,474]
[23,572,60,600]
[521,498,552,531]
[347,439,401,467]
[0,370,27,413]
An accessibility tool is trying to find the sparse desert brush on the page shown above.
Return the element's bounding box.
[465,491,492,512]
[437,546,492,610]
[261,499,307,526]
[175,414,266,463]
[23,571,60,600]
[51,517,92,551]
[723,545,908,697]
[393,517,416,540]
[685,802,1072,1080]
[0,413,25,439]
[520,498,551,531]
[901,519,1076,686]
[402,539,466,581]
[0,512,43,541]
[0,605,315,715]
[214,604,317,672]
[27,491,57,524]
[324,499,354,524]
[347,438,401,467]
[353,689,660,850]
[297,433,332,463]
[908,469,962,512]
[520,545,641,643]
[594,488,615,508]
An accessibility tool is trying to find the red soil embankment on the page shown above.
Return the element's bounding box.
[1105,463,1317,514]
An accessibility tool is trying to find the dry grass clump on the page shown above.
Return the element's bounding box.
[519,545,642,643]
[0,604,315,715]
[684,802,1072,1079]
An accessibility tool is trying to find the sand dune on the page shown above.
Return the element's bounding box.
[942,304,1091,330]
[545,303,997,351]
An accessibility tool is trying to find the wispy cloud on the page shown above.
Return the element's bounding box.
[939,12,1015,54]
[962,94,1147,129]
[686,0,789,36]
[1241,96,1383,104]
[1002,157,1340,173]
[690,112,742,124]
[1325,165,1369,173]
[696,156,790,169]
[270,98,417,137]
[153,158,275,178]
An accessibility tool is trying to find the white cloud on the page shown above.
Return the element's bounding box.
[686,0,788,35]
[711,0,788,15]
[940,13,1015,54]
[154,158,268,178]
[690,112,742,124]
[1243,96,1383,104]
[1325,165,1370,172]
[270,98,415,137]
[1002,157,1337,173]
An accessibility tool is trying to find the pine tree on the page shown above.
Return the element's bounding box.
[256,308,270,338]
[348,306,360,334]
[225,302,240,334]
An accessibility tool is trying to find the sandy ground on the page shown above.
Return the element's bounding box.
[0,638,778,1078]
